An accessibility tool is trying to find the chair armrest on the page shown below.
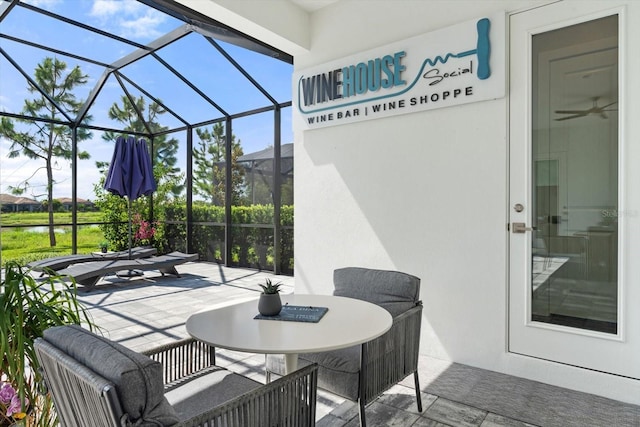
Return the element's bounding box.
[361,302,422,404]
[176,363,319,427]
[143,338,216,385]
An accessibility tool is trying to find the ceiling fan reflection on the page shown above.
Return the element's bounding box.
[554,97,618,121]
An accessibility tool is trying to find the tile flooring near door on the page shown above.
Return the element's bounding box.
[216,347,536,427]
[74,261,640,427]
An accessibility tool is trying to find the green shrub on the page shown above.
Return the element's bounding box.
[0,262,96,426]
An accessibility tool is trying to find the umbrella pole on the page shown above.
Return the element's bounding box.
[128,197,133,260]
[116,197,142,278]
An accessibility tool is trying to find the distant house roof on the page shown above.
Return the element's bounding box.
[0,194,93,205]
[238,143,293,163]
[237,144,294,180]
[0,193,40,205]
[57,197,93,205]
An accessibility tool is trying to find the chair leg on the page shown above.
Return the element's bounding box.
[358,398,367,427]
[414,371,423,412]
[358,343,368,427]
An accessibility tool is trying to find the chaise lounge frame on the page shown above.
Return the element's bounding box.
[27,246,157,273]
[56,251,198,288]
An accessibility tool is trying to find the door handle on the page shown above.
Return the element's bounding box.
[512,222,535,233]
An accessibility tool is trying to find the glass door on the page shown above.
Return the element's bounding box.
[530,15,618,334]
[509,2,639,379]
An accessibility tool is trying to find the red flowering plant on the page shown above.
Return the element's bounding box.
[132,213,157,246]
[0,381,28,426]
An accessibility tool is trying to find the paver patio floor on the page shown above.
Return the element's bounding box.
[72,261,639,427]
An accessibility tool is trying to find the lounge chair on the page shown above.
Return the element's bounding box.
[27,246,157,273]
[56,251,198,288]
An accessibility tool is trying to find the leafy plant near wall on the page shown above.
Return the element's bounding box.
[92,182,129,251]
[0,262,96,427]
[92,162,185,255]
[164,202,295,272]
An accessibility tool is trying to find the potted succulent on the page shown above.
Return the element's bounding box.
[99,241,109,253]
[258,278,283,316]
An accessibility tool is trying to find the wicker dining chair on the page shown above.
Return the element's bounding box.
[267,267,423,427]
[35,325,318,427]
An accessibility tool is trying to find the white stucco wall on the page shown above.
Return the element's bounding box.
[292,0,640,404]
[292,0,538,368]
[183,0,640,404]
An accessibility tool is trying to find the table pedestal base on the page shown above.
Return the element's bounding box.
[284,353,298,374]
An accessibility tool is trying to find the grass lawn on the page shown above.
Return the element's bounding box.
[1,211,102,225]
[1,212,107,265]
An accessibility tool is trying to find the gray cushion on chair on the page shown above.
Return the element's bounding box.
[266,349,361,401]
[164,366,262,421]
[268,268,421,404]
[303,346,361,400]
[43,325,179,426]
[333,267,420,317]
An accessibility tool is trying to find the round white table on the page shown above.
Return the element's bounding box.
[186,294,393,374]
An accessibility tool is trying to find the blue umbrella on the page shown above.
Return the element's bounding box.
[134,138,156,199]
[104,136,127,197]
[104,136,157,260]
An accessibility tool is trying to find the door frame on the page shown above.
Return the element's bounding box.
[507,2,634,377]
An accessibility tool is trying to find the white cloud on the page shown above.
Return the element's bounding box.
[0,138,47,199]
[89,0,165,41]
[22,0,63,10]
[118,11,165,39]
[0,137,103,201]
[90,0,143,18]
[0,95,11,112]
[90,0,122,16]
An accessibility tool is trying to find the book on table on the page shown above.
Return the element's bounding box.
[254,304,329,323]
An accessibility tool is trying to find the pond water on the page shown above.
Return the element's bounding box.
[25,226,68,234]
[20,224,99,233]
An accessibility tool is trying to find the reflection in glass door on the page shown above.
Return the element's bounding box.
[530,16,618,334]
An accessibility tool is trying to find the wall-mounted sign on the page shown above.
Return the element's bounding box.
[294,12,505,130]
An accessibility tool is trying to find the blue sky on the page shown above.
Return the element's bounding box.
[0,0,293,200]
